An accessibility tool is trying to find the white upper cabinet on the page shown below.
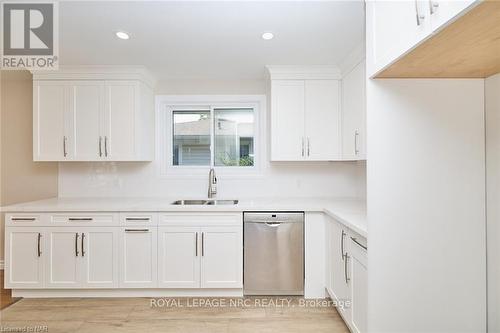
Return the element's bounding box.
[270,80,305,161]
[367,0,478,77]
[33,81,68,160]
[269,67,342,161]
[427,0,477,32]
[367,0,431,77]
[32,67,155,161]
[305,80,341,161]
[70,81,105,160]
[342,61,366,160]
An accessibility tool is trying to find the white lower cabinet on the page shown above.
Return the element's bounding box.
[200,226,243,288]
[329,218,352,322]
[46,228,81,288]
[46,227,119,288]
[326,215,367,333]
[6,212,243,292]
[350,236,368,333]
[158,226,200,288]
[120,227,157,288]
[158,224,242,289]
[81,227,119,288]
[5,227,45,288]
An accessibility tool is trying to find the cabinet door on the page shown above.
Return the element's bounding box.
[200,226,242,288]
[330,221,352,322]
[271,80,305,161]
[103,81,138,160]
[68,81,104,160]
[350,237,368,333]
[33,81,69,160]
[45,228,81,288]
[304,80,341,160]
[120,227,157,288]
[158,227,200,288]
[325,221,334,295]
[367,0,432,77]
[342,62,366,160]
[5,228,44,288]
[81,227,119,288]
[429,0,477,32]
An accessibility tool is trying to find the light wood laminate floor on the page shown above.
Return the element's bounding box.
[0,297,350,333]
[0,270,20,310]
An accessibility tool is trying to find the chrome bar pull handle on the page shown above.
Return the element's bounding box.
[195,232,198,257]
[124,229,149,232]
[81,233,85,257]
[415,0,426,26]
[63,136,67,157]
[104,136,108,157]
[429,0,439,14]
[99,136,102,157]
[37,233,42,257]
[341,230,346,260]
[75,233,79,257]
[12,217,36,221]
[344,254,350,284]
[307,138,310,157]
[301,137,305,157]
[201,232,205,257]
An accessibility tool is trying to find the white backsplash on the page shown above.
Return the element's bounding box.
[58,160,366,199]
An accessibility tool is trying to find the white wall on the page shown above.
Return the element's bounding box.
[486,74,500,333]
[58,79,366,199]
[0,71,59,263]
[367,79,486,332]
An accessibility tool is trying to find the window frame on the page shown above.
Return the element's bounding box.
[156,95,265,178]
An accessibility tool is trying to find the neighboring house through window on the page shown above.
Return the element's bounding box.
[157,95,264,176]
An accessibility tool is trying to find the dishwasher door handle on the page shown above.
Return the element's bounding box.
[264,222,282,227]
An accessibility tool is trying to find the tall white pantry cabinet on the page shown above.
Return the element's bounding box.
[32,67,155,161]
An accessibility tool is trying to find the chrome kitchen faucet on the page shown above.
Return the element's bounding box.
[208,168,217,198]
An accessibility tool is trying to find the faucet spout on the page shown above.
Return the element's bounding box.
[208,168,217,198]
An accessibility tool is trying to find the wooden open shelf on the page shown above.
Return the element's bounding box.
[377,1,500,78]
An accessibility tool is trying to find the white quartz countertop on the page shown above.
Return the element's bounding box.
[2,197,367,237]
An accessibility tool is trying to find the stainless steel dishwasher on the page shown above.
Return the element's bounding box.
[243,212,304,295]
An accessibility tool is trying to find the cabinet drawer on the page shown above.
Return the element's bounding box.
[6,214,45,226]
[120,213,158,226]
[49,213,118,225]
[159,213,242,226]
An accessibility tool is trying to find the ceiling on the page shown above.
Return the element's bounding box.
[59,1,365,80]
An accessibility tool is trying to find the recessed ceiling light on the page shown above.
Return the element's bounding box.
[262,32,274,40]
[115,31,130,40]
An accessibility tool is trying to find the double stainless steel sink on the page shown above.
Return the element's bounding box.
[171,199,239,206]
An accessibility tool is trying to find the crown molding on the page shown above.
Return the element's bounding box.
[31,65,157,88]
[266,65,342,80]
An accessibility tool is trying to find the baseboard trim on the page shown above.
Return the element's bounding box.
[12,288,244,298]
